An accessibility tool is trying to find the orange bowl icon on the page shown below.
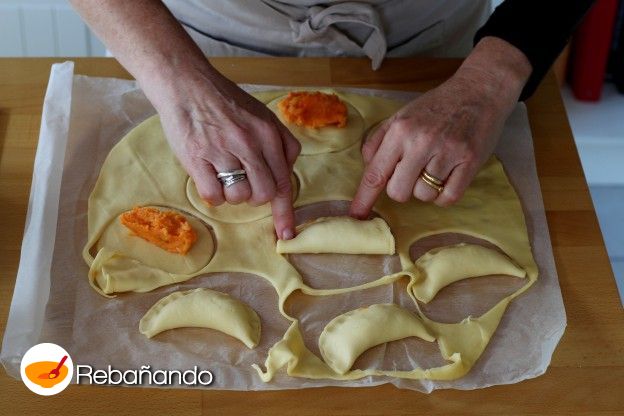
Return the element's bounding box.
[21,343,73,395]
[24,359,69,388]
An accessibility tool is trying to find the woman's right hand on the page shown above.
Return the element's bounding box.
[152,69,301,240]
[68,0,300,239]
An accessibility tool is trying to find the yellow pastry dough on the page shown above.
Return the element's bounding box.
[413,243,527,303]
[319,304,434,374]
[276,216,395,255]
[268,92,365,155]
[89,248,185,297]
[139,288,261,348]
[84,88,539,385]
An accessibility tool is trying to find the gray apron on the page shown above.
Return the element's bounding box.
[163,0,491,69]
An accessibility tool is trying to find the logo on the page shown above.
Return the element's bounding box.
[20,343,73,396]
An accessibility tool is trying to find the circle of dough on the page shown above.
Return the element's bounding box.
[186,174,299,223]
[96,207,215,274]
[267,95,365,155]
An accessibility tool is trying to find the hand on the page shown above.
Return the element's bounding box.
[350,37,531,218]
[69,0,302,238]
[155,70,301,240]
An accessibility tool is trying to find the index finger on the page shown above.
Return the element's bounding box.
[271,184,295,240]
[263,129,296,240]
[276,122,301,169]
[349,137,401,219]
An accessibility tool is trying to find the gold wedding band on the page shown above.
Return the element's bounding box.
[420,170,445,193]
[421,170,444,186]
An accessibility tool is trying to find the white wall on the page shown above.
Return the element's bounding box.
[562,85,624,186]
[0,0,106,57]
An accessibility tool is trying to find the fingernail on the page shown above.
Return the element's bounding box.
[282,228,294,240]
[353,212,368,220]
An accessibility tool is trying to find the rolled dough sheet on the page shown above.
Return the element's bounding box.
[84,89,539,384]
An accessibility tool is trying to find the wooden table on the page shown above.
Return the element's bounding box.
[1,58,622,415]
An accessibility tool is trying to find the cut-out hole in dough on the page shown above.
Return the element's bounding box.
[286,201,399,289]
[290,252,402,290]
[319,304,435,374]
[353,337,447,372]
[71,272,290,373]
[95,206,215,275]
[412,243,525,303]
[139,288,261,348]
[409,233,526,302]
[418,274,525,324]
[186,174,300,223]
[162,272,291,354]
[284,283,395,358]
[267,94,365,155]
[408,234,526,323]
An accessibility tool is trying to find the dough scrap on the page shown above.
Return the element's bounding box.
[139,288,261,348]
[319,304,435,374]
[413,243,527,303]
[268,93,365,155]
[276,216,395,255]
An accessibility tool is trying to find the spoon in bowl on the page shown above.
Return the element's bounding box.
[38,355,68,379]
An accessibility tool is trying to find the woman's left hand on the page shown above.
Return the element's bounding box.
[350,37,532,219]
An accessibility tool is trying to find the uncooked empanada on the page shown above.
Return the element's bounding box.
[139,288,261,348]
[413,243,527,303]
[276,216,395,255]
[319,304,435,374]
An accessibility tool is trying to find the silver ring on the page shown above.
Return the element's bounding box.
[220,174,247,188]
[216,169,248,188]
[217,169,246,179]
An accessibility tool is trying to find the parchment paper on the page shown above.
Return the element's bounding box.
[1,61,566,392]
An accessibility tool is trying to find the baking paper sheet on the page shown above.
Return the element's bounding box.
[1,61,566,392]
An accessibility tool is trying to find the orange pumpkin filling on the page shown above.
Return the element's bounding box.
[120,206,197,255]
[278,91,348,128]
